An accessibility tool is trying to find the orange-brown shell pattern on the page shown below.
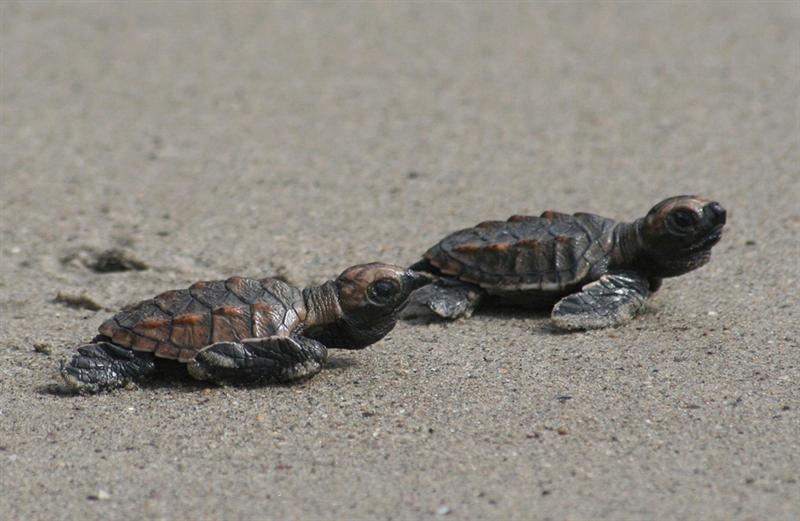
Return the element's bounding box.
[423,211,617,292]
[98,277,306,363]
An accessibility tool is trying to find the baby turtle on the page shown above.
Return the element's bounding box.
[61,263,430,392]
[405,195,726,330]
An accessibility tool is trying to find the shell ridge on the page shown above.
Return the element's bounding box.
[279,306,293,335]
[185,293,213,346]
[256,282,286,337]
[188,292,213,312]
[259,283,282,308]
[190,281,230,309]
[207,306,215,348]
[148,298,176,354]
[573,219,596,260]
[274,282,305,333]
[223,278,251,306]
[249,304,257,337]
[505,224,523,242]
[128,329,159,352]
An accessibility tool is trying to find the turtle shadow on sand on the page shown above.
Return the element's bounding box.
[38,379,244,396]
[404,302,557,332]
[323,355,358,371]
[38,363,204,396]
[403,299,662,336]
[39,355,359,396]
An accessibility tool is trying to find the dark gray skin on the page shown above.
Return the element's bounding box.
[405,196,727,330]
[61,263,431,392]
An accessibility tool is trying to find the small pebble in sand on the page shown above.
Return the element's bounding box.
[436,505,452,516]
[89,248,149,273]
[54,292,103,311]
[33,342,53,355]
[61,247,149,273]
[87,490,111,501]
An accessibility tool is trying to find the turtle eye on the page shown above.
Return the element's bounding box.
[367,278,400,305]
[670,209,699,230]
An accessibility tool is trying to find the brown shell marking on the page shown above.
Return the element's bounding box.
[189,280,230,308]
[211,305,252,343]
[99,316,161,353]
[110,327,134,348]
[251,302,277,337]
[452,243,483,254]
[132,336,158,352]
[108,327,157,353]
[94,276,306,363]
[517,239,541,248]
[486,242,512,252]
[425,211,619,292]
[437,258,465,277]
[540,210,571,220]
[155,343,180,360]
[153,290,189,313]
[98,318,116,338]
[133,318,171,342]
[170,313,211,351]
[225,276,265,304]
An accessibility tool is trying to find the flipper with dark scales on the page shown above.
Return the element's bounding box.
[403,279,483,320]
[187,336,328,384]
[551,272,650,330]
[61,339,157,392]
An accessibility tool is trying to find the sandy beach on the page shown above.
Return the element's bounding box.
[1,2,798,520]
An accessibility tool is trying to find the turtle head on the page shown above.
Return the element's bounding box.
[638,195,726,277]
[306,263,432,349]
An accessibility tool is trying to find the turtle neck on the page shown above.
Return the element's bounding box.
[302,281,343,326]
[611,219,645,270]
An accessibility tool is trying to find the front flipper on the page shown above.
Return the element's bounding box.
[551,272,650,331]
[402,278,484,320]
[186,336,328,385]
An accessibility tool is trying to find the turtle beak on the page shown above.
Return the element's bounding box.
[704,201,727,227]
[403,270,435,292]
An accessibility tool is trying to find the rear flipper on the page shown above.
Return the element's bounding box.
[551,271,650,330]
[187,336,328,385]
[402,278,484,320]
[61,340,157,393]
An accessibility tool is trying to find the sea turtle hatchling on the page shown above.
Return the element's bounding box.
[61,263,431,392]
[405,195,726,330]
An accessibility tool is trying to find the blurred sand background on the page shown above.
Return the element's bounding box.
[1,1,798,520]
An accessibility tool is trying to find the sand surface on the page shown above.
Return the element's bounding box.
[1,2,798,520]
